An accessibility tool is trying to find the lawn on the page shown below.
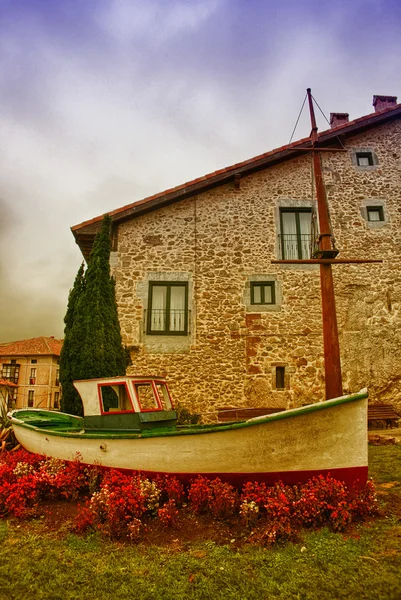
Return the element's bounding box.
[0,445,400,600]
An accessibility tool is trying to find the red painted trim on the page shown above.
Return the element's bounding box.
[81,464,368,491]
[132,466,368,490]
[97,381,135,415]
[151,380,174,410]
[133,380,163,412]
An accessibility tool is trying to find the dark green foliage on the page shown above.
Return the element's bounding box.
[77,215,126,380]
[60,216,126,416]
[60,263,85,415]
[175,404,201,425]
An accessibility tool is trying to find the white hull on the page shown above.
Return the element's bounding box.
[11,392,368,486]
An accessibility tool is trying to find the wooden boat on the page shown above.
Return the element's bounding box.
[9,89,376,489]
[8,376,368,488]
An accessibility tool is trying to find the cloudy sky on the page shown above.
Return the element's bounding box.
[1,0,400,342]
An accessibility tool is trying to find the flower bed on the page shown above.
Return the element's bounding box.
[0,449,379,544]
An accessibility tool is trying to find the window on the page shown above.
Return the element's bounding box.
[279,209,312,259]
[250,282,275,305]
[356,152,374,167]
[31,359,37,364]
[2,364,20,384]
[276,367,285,390]
[367,206,384,222]
[55,369,60,386]
[147,282,188,335]
[99,383,133,413]
[29,368,36,385]
[28,390,34,407]
[54,391,60,409]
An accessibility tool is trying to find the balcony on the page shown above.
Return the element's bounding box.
[149,309,187,334]
[1,365,20,384]
[278,234,312,260]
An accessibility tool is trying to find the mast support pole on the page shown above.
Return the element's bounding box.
[307,88,343,400]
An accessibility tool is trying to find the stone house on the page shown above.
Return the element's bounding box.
[0,337,62,410]
[72,95,401,417]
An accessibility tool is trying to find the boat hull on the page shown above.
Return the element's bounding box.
[10,391,368,488]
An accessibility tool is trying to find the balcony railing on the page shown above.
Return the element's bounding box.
[278,234,312,260]
[149,309,186,333]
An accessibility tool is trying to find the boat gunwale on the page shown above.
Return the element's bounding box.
[8,388,368,440]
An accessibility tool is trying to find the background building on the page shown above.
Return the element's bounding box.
[0,337,62,410]
[72,95,401,417]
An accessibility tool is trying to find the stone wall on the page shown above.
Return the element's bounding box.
[113,119,401,417]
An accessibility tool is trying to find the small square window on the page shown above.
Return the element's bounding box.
[367,206,384,222]
[356,152,373,166]
[31,359,37,364]
[250,282,275,305]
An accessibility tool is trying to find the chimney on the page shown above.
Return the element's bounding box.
[373,95,397,113]
[330,113,349,129]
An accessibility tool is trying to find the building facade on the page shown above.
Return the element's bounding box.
[72,95,401,417]
[0,337,62,410]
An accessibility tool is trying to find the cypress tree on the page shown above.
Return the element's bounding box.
[77,214,126,380]
[60,262,85,415]
[59,215,126,416]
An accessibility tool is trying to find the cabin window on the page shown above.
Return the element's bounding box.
[155,382,173,410]
[147,282,188,335]
[367,206,384,222]
[279,209,312,259]
[100,383,132,413]
[134,383,160,411]
[250,282,275,305]
[28,390,35,407]
[275,367,285,390]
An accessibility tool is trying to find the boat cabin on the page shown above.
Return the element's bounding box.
[73,376,177,432]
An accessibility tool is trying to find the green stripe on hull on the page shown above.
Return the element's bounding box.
[10,389,367,440]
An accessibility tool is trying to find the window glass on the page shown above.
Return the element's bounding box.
[356,152,373,166]
[100,384,132,412]
[253,285,262,304]
[280,209,312,259]
[367,207,384,222]
[251,282,275,305]
[155,382,172,410]
[169,286,186,332]
[135,383,159,410]
[276,367,285,390]
[151,285,167,331]
[263,285,273,304]
[28,390,34,407]
[148,282,188,335]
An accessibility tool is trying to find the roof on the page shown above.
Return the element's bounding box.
[0,379,18,387]
[72,101,401,258]
[0,337,63,358]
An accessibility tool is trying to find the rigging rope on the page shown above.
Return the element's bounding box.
[288,92,307,144]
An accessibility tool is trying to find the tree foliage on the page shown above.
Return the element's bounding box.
[60,215,126,415]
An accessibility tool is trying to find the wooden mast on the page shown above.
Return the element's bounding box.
[307,88,342,400]
[272,88,381,400]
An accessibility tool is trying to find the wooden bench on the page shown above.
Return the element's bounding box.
[368,403,400,429]
[217,407,285,423]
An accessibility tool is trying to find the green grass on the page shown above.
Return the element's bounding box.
[0,445,400,600]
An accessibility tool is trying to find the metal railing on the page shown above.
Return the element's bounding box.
[278,234,312,260]
[150,309,186,333]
